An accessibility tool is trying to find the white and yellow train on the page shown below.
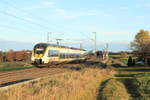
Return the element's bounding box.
[31,43,86,66]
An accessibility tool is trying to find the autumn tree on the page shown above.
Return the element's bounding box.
[0,51,3,62]
[131,29,150,58]
[6,49,16,62]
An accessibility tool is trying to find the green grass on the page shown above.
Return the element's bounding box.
[109,54,137,64]
[119,58,128,64]
[114,66,150,99]
[0,65,34,72]
[109,54,120,57]
[0,62,34,72]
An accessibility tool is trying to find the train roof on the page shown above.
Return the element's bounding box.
[34,43,86,51]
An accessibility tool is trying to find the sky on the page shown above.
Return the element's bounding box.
[0,0,150,51]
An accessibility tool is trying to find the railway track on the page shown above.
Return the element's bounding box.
[0,58,102,88]
[0,67,70,87]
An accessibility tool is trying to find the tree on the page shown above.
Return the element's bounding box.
[0,51,3,62]
[131,29,150,58]
[6,49,16,62]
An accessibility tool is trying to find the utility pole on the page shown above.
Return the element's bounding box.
[106,43,109,51]
[93,32,97,53]
[106,43,109,59]
[80,43,82,49]
[56,39,63,45]
[47,32,51,43]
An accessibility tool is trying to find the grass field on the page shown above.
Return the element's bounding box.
[97,53,150,100]
[0,62,34,72]
[0,68,114,100]
[115,66,150,100]
[109,53,137,64]
[1,57,150,100]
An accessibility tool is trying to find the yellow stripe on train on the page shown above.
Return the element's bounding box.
[35,54,43,58]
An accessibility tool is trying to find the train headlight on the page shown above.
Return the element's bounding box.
[40,54,43,57]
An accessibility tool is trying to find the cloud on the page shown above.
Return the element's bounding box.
[135,15,145,18]
[5,9,17,15]
[30,1,55,9]
[107,42,130,52]
[119,7,129,10]
[144,2,150,7]
[109,41,130,45]
[4,10,34,22]
[23,17,33,21]
[103,13,112,17]
[85,26,130,35]
[52,8,97,19]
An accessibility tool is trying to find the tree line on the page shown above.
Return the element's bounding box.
[0,50,31,62]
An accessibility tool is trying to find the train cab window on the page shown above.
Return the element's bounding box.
[48,50,59,57]
[35,48,44,54]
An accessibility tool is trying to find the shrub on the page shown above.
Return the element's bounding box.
[127,56,133,66]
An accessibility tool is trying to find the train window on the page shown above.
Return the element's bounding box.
[35,48,44,54]
[60,53,65,58]
[59,53,82,59]
[48,50,59,57]
[36,50,44,54]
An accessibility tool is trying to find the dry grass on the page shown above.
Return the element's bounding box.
[0,68,114,100]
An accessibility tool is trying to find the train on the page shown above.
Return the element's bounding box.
[31,43,87,66]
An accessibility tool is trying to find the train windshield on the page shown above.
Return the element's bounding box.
[34,43,47,54]
[35,48,44,54]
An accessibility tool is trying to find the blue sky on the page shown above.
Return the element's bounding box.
[0,0,150,51]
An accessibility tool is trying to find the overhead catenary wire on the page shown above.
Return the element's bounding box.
[0,0,58,30]
[0,24,42,34]
[0,10,50,30]
[0,0,48,22]
[0,0,95,47]
[0,0,90,34]
[0,0,89,37]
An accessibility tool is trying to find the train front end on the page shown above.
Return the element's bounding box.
[31,43,47,66]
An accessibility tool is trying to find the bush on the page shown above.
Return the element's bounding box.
[127,56,133,66]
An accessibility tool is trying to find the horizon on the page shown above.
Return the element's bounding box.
[0,39,130,52]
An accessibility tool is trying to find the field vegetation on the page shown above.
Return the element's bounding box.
[102,49,150,100]
[98,79,131,100]
[0,62,34,72]
[115,66,150,100]
[109,53,136,65]
[0,50,33,72]
[0,68,114,100]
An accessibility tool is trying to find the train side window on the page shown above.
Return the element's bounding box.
[60,53,65,58]
[48,50,59,57]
